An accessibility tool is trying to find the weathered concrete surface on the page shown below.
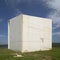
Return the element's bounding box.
[8,14,52,52]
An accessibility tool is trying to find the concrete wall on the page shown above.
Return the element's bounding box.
[8,14,23,51]
[8,14,52,52]
[22,14,52,52]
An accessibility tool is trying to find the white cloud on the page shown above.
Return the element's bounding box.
[48,10,60,25]
[47,0,60,25]
[53,32,60,35]
[46,0,60,35]
[5,0,60,23]
[53,24,60,30]
[47,0,60,10]
[0,35,7,37]
[5,0,60,35]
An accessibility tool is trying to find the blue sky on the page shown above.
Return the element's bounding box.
[0,0,60,44]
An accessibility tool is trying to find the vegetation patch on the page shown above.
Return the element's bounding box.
[0,44,60,60]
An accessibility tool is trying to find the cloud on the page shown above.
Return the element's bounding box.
[46,0,60,35]
[47,0,60,25]
[53,32,60,35]
[4,0,51,17]
[47,0,60,10]
[0,18,3,22]
[48,11,60,30]
[0,35,7,37]
[5,0,60,35]
[53,24,60,30]
[4,0,33,17]
[48,10,60,24]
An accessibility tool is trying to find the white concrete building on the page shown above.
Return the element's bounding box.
[8,14,52,52]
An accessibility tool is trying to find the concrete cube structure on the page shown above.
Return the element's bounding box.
[8,14,52,52]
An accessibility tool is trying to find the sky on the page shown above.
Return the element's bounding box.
[0,0,60,44]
